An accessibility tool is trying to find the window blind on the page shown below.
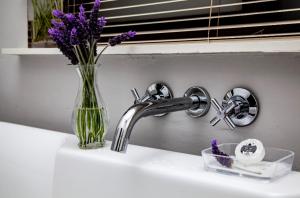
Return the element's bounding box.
[64,0,300,44]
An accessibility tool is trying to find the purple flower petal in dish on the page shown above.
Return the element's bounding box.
[211,139,233,168]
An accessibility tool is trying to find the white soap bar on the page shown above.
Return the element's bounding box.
[235,139,265,165]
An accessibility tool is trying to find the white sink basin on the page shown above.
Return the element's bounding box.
[0,122,300,198]
[0,122,68,198]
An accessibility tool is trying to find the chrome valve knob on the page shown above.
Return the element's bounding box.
[210,88,259,130]
[210,98,236,129]
[130,83,173,116]
[131,88,144,103]
[131,83,173,104]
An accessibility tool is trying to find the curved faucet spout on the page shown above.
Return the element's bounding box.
[111,96,201,152]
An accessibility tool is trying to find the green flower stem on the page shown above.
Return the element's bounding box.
[74,64,105,148]
[95,45,109,64]
[72,40,107,149]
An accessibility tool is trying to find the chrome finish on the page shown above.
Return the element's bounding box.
[210,88,259,129]
[131,83,173,116]
[111,83,211,153]
[184,86,211,117]
[210,99,236,129]
[131,88,141,102]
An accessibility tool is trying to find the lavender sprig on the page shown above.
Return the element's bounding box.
[89,0,102,41]
[109,31,136,46]
[52,10,64,19]
[70,28,80,45]
[94,30,136,63]
[49,0,136,65]
[51,19,64,29]
[48,27,78,65]
[79,5,87,23]
[211,139,233,168]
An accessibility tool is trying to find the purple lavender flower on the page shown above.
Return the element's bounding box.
[89,0,102,40]
[98,17,107,27]
[52,10,64,19]
[93,0,101,10]
[48,28,60,39]
[65,13,76,23]
[48,28,78,65]
[90,16,106,41]
[49,0,135,65]
[77,5,90,41]
[79,5,86,23]
[109,31,136,46]
[70,28,80,45]
[211,139,233,168]
[48,28,64,44]
[51,19,65,29]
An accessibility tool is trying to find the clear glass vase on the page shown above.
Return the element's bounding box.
[72,64,108,149]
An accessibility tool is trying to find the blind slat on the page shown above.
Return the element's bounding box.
[101,20,300,37]
[97,33,300,44]
[72,0,118,6]
[54,0,300,46]
[85,0,277,19]
[105,8,300,28]
[99,0,189,12]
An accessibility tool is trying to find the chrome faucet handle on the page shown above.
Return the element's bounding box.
[131,88,142,103]
[131,83,173,116]
[210,98,236,129]
[131,83,173,103]
[210,88,259,130]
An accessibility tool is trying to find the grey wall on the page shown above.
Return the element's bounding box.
[1,1,300,170]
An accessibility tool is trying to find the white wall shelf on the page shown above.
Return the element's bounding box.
[2,38,300,55]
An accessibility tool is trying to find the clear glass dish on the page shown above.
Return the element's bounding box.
[201,143,294,180]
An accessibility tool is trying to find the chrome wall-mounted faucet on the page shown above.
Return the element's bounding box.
[210,88,259,129]
[111,83,210,153]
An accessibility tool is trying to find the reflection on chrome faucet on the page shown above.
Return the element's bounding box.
[111,83,210,153]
